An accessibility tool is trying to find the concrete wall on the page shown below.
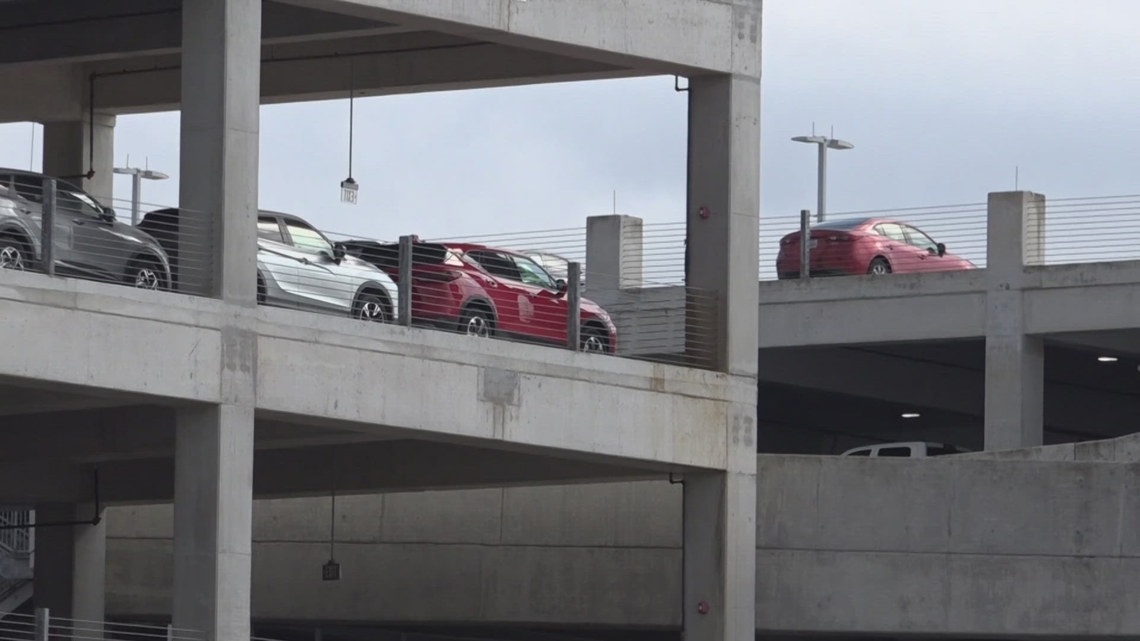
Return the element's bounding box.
[106,481,684,627]
[105,452,1140,637]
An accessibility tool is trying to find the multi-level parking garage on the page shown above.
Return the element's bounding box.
[2,2,1140,641]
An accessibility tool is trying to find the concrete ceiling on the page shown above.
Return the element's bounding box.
[758,335,1140,455]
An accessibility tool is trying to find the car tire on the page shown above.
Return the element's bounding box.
[256,270,267,304]
[867,257,892,276]
[127,256,166,290]
[458,305,494,338]
[353,291,390,323]
[580,324,609,353]
[0,233,30,271]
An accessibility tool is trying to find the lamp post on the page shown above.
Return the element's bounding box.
[113,166,169,225]
[791,134,854,223]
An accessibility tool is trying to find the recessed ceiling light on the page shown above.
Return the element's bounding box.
[901,412,921,419]
[1098,356,1119,363]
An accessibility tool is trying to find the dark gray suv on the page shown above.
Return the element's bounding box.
[0,169,172,290]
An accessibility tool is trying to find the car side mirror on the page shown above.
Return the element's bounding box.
[100,206,117,222]
[332,242,347,263]
[936,242,946,257]
[555,278,567,294]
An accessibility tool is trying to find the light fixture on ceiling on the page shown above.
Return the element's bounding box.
[1097,356,1119,363]
[901,412,921,419]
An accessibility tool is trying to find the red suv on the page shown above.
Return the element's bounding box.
[343,239,617,353]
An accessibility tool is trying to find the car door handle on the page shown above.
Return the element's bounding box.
[72,219,86,226]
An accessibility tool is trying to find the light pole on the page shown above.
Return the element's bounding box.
[791,134,854,223]
[113,166,169,225]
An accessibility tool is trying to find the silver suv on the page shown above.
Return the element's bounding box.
[0,169,172,289]
[139,208,399,322]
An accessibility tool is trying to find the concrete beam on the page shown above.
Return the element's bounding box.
[0,273,741,470]
[276,0,758,75]
[255,305,743,470]
[758,270,988,348]
[0,271,225,404]
[83,35,632,115]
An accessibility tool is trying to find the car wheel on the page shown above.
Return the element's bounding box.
[256,270,267,304]
[580,325,609,353]
[128,257,165,290]
[867,257,892,276]
[459,306,493,338]
[0,234,28,271]
[353,291,389,322]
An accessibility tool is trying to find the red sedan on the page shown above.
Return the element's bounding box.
[775,216,976,279]
[343,239,617,353]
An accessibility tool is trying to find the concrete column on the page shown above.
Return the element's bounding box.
[585,214,644,293]
[683,469,756,641]
[32,502,106,629]
[178,0,261,302]
[41,113,116,205]
[684,74,760,374]
[984,191,1046,450]
[172,404,255,641]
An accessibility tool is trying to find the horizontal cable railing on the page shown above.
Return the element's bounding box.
[759,202,989,281]
[320,228,713,368]
[1034,194,1140,266]
[0,611,203,641]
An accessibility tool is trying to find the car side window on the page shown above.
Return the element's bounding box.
[902,225,938,253]
[284,220,333,254]
[56,186,105,219]
[874,223,907,243]
[468,250,522,281]
[511,254,558,289]
[257,218,285,243]
[0,174,43,203]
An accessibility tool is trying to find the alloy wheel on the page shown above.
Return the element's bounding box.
[0,245,24,271]
[465,315,490,337]
[357,300,386,322]
[582,334,606,353]
[134,267,161,290]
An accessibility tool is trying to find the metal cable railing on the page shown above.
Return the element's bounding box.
[0,611,203,641]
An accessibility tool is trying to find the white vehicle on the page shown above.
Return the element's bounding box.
[139,208,399,322]
[840,441,971,458]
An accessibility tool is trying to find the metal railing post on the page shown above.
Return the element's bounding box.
[41,177,56,277]
[798,208,811,279]
[566,261,581,351]
[397,235,412,326]
[34,607,48,641]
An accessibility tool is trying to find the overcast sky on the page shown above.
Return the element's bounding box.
[0,0,1137,274]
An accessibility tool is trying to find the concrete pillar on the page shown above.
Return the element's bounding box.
[41,113,116,205]
[684,74,760,374]
[683,469,756,641]
[172,405,255,641]
[585,214,644,293]
[32,502,106,629]
[178,0,261,302]
[984,191,1046,450]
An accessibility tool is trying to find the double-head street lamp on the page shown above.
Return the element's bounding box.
[791,134,854,223]
[113,166,169,226]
